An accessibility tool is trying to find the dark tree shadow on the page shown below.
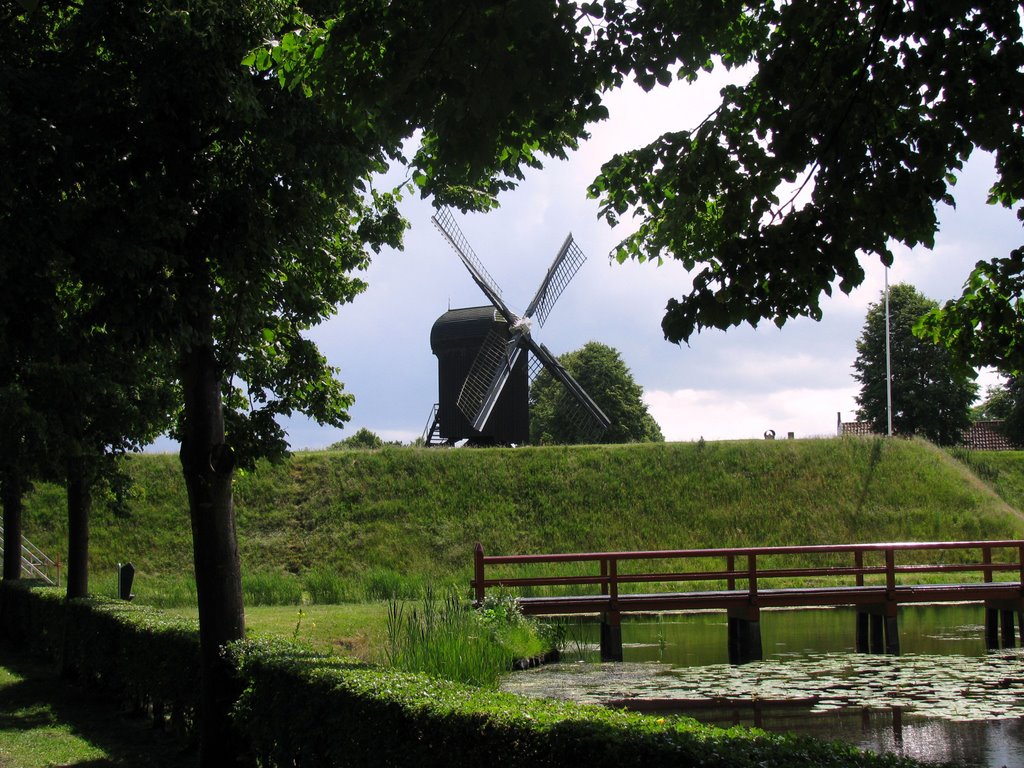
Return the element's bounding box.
[855,438,885,516]
[0,645,197,768]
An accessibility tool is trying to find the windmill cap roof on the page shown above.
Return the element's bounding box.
[430,306,508,351]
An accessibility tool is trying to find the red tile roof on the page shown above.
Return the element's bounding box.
[961,421,1017,451]
[837,418,1018,450]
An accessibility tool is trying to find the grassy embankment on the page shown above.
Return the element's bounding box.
[5,437,1024,766]
[20,436,1024,607]
[948,446,1024,510]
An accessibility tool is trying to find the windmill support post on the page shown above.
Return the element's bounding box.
[600,611,623,661]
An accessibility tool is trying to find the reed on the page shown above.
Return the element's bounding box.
[384,589,546,687]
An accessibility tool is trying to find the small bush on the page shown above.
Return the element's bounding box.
[384,589,547,687]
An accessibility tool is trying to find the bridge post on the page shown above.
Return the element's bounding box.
[869,614,884,653]
[856,612,869,653]
[1001,610,1016,648]
[985,607,1000,649]
[600,557,622,661]
[473,543,485,607]
[884,610,900,655]
[984,600,1021,649]
[727,605,762,664]
[600,610,623,661]
[854,551,869,653]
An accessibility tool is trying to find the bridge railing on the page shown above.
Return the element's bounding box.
[471,540,1024,606]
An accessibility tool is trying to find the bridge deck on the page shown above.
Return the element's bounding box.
[516,581,1024,615]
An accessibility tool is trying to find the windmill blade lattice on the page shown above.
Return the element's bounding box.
[432,208,516,322]
[527,351,608,443]
[528,340,610,433]
[524,233,587,328]
[457,327,523,431]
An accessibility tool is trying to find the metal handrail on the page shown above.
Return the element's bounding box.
[0,531,57,585]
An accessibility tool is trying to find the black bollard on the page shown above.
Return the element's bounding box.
[118,562,136,601]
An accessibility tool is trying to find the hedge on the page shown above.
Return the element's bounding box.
[0,583,927,767]
[0,580,200,736]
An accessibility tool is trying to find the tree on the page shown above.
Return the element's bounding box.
[974,380,1017,421]
[5,1,615,762]
[329,428,386,450]
[918,252,1024,375]
[530,342,663,444]
[0,205,172,599]
[853,284,977,445]
[586,2,1023,366]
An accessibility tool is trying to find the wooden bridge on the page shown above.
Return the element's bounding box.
[471,540,1024,663]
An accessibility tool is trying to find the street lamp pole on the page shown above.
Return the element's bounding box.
[884,266,893,437]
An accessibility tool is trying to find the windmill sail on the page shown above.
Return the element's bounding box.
[432,208,517,323]
[524,233,587,327]
[457,326,524,431]
[527,339,610,436]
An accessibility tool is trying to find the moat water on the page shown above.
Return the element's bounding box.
[501,605,1024,766]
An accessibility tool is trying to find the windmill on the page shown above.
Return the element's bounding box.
[424,208,610,446]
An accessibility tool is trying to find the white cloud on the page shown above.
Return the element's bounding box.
[646,385,860,442]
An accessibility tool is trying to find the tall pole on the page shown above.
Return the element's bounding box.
[884,266,893,437]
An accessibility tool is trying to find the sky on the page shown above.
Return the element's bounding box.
[149,69,1022,451]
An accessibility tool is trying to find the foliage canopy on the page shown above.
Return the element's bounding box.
[587,1,1023,363]
[530,342,663,445]
[973,377,1024,446]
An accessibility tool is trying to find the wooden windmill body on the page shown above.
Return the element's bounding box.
[429,306,528,445]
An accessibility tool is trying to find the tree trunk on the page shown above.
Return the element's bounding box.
[1,474,23,582]
[179,340,246,767]
[65,457,91,599]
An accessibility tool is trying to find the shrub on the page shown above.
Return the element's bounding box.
[1,583,925,768]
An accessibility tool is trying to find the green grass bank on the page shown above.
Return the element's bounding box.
[19,437,1024,598]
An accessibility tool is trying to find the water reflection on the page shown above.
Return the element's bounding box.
[502,606,1024,767]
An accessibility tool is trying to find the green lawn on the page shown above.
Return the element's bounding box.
[0,648,195,768]
[171,602,391,661]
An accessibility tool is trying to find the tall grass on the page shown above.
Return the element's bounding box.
[303,567,357,604]
[361,567,425,601]
[242,570,304,606]
[384,589,547,687]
